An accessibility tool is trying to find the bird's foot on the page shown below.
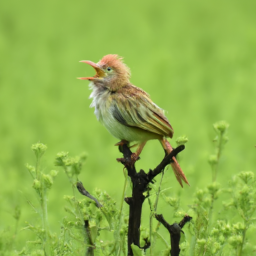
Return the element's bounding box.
[131,153,140,164]
[115,140,129,146]
[116,153,140,166]
[115,140,129,153]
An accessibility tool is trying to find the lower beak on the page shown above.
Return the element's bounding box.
[78,60,105,80]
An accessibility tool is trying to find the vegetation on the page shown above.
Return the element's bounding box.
[0,0,255,255]
[1,120,255,255]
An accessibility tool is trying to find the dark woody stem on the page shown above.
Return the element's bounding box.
[118,144,186,256]
[155,214,192,256]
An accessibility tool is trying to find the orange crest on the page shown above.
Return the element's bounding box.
[99,54,131,76]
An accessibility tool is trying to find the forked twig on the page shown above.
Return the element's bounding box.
[155,214,192,256]
[118,144,186,256]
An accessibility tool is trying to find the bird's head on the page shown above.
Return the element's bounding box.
[79,54,131,91]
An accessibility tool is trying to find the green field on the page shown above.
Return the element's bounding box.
[1,0,256,255]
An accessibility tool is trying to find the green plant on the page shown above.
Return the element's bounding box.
[2,121,255,256]
[23,143,57,255]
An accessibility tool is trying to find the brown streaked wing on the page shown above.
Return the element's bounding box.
[111,86,174,138]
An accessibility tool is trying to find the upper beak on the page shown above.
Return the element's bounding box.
[78,60,105,80]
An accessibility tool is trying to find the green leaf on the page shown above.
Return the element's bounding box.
[131,244,143,256]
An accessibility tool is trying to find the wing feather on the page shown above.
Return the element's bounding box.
[111,85,174,138]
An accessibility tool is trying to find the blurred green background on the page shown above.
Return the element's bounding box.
[1,0,256,250]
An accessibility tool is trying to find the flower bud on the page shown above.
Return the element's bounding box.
[55,152,69,166]
[229,235,243,247]
[31,143,47,159]
[197,238,206,246]
[43,174,53,189]
[33,179,41,190]
[238,171,254,184]
[166,197,179,208]
[207,183,220,198]
[50,170,58,178]
[211,242,221,254]
[233,222,245,233]
[210,227,220,237]
[213,121,229,134]
[195,189,204,201]
[176,136,188,146]
[208,155,218,165]
[26,164,36,175]
[31,250,44,256]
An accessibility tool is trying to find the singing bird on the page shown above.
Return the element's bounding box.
[79,54,189,187]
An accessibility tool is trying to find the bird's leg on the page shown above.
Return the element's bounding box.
[115,140,129,153]
[160,138,189,187]
[131,141,147,163]
[160,138,173,153]
[116,141,146,164]
[115,140,129,146]
[135,141,147,156]
[115,140,137,149]
[129,143,138,149]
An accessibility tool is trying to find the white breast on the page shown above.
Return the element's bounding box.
[89,83,125,139]
[89,83,158,142]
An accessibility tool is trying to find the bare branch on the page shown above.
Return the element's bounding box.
[84,220,95,256]
[148,145,185,182]
[76,181,103,208]
[117,144,186,256]
[155,214,192,256]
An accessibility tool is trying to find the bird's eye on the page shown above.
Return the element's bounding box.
[107,67,112,72]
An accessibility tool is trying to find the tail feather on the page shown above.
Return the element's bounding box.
[161,139,190,187]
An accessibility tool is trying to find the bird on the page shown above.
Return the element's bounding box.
[78,54,189,187]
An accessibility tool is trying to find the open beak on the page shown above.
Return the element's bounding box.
[78,60,105,80]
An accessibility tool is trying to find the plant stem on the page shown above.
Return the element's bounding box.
[41,186,50,256]
[212,131,224,182]
[119,170,128,220]
[207,194,215,234]
[154,170,165,211]
[35,154,50,255]
[64,166,75,195]
[189,235,196,256]
[154,231,169,248]
[114,172,128,255]
[237,223,247,256]
[35,156,40,180]
[148,197,153,256]
[148,169,165,255]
